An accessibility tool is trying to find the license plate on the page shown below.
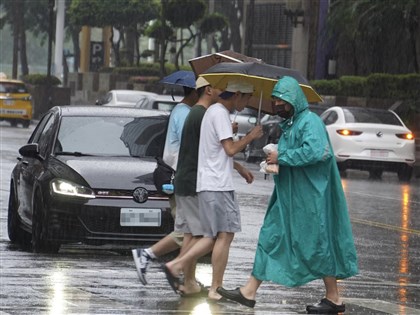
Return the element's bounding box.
[120,208,161,227]
[370,149,389,157]
[0,108,25,115]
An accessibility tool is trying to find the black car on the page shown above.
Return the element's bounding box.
[7,106,174,253]
[244,104,329,162]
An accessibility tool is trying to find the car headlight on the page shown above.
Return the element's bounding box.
[51,179,95,199]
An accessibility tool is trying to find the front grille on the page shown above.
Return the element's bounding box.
[93,189,169,200]
[78,207,173,235]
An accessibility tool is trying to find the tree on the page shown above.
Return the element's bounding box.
[162,0,206,69]
[68,0,159,66]
[214,0,244,52]
[326,0,419,75]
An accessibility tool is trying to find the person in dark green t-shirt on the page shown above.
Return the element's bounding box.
[164,77,221,297]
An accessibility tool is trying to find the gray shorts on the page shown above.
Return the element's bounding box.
[197,191,241,238]
[174,195,203,236]
[168,195,183,245]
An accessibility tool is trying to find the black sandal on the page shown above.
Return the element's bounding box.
[306,298,345,314]
[163,265,181,294]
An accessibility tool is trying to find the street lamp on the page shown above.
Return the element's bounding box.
[284,0,304,27]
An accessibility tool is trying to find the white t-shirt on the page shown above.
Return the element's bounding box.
[196,103,234,192]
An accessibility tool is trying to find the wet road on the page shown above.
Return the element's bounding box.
[1,122,419,314]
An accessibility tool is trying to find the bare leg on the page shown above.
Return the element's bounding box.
[178,234,202,294]
[166,237,214,277]
[208,232,234,299]
[323,277,342,305]
[240,276,262,300]
[149,234,180,257]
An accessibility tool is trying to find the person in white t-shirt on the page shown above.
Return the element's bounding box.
[163,80,263,301]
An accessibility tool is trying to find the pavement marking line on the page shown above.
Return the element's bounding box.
[348,191,420,205]
[345,298,420,315]
[347,278,420,289]
[351,217,420,236]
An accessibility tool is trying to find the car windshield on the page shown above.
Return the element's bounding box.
[56,116,167,157]
[0,82,28,93]
[343,108,402,126]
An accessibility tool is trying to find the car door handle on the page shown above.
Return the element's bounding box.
[21,160,29,166]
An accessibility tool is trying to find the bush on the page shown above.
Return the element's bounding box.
[366,73,398,99]
[21,74,61,86]
[310,79,341,95]
[99,63,193,77]
[339,76,367,97]
[312,73,420,102]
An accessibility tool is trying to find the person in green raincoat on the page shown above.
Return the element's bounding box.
[217,76,358,314]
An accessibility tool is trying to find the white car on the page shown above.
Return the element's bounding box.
[96,90,157,107]
[230,108,258,139]
[134,93,182,111]
[320,106,416,181]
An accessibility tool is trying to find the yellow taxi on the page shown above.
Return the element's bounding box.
[0,74,33,128]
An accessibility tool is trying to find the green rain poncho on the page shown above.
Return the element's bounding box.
[252,76,358,287]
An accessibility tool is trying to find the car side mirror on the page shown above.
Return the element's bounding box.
[19,143,40,158]
[248,117,257,125]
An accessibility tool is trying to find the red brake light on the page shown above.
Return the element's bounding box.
[396,133,414,140]
[336,129,362,136]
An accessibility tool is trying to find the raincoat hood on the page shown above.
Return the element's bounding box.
[271,76,308,116]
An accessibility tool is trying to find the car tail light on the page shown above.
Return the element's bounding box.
[396,133,414,140]
[336,129,362,136]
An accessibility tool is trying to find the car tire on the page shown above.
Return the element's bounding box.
[22,120,30,128]
[369,169,383,180]
[397,165,413,182]
[7,184,26,244]
[336,162,347,178]
[32,190,60,254]
[10,120,17,127]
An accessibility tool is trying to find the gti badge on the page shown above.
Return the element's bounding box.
[133,187,148,203]
[376,131,383,137]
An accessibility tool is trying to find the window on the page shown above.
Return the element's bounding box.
[0,82,28,93]
[343,109,402,126]
[322,111,338,125]
[56,115,168,157]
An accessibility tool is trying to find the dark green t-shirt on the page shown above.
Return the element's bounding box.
[174,105,207,196]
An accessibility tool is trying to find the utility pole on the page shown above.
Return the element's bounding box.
[54,0,65,81]
[47,0,54,80]
[12,0,20,79]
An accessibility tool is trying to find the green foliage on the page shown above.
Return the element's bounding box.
[98,63,192,77]
[21,74,61,86]
[366,73,398,99]
[326,0,419,74]
[145,20,174,40]
[339,76,367,97]
[312,73,420,101]
[69,0,158,28]
[199,13,228,36]
[163,0,206,29]
[310,79,341,96]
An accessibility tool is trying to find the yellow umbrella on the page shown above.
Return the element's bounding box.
[200,62,322,116]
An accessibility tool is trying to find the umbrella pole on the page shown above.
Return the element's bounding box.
[257,90,263,124]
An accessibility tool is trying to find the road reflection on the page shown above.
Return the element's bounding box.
[399,184,410,314]
[49,271,66,314]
